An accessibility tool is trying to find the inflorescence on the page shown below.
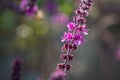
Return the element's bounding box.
[11,58,22,80]
[55,0,94,79]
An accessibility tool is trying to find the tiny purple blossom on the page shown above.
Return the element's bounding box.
[78,25,88,35]
[60,54,74,61]
[67,22,75,31]
[74,9,84,15]
[61,32,73,42]
[73,34,83,45]
[20,0,38,16]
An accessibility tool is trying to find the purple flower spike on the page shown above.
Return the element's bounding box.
[20,0,38,16]
[50,69,67,80]
[56,0,94,79]
[11,58,22,80]
[67,22,75,31]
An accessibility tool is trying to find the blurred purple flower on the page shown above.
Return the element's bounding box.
[51,13,69,25]
[44,0,57,14]
[20,0,38,16]
[11,58,22,80]
[49,69,67,80]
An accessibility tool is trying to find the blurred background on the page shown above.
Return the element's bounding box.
[0,0,120,80]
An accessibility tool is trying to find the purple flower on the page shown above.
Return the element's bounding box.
[61,32,73,42]
[60,54,74,61]
[67,22,75,31]
[56,63,72,71]
[73,34,83,45]
[78,24,88,35]
[74,9,84,15]
[20,0,38,16]
[51,13,69,25]
[44,0,57,14]
[50,69,67,80]
[11,58,22,80]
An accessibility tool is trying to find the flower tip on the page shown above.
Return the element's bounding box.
[50,69,67,80]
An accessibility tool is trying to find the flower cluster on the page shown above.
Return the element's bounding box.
[11,58,22,80]
[19,0,38,16]
[57,0,94,74]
